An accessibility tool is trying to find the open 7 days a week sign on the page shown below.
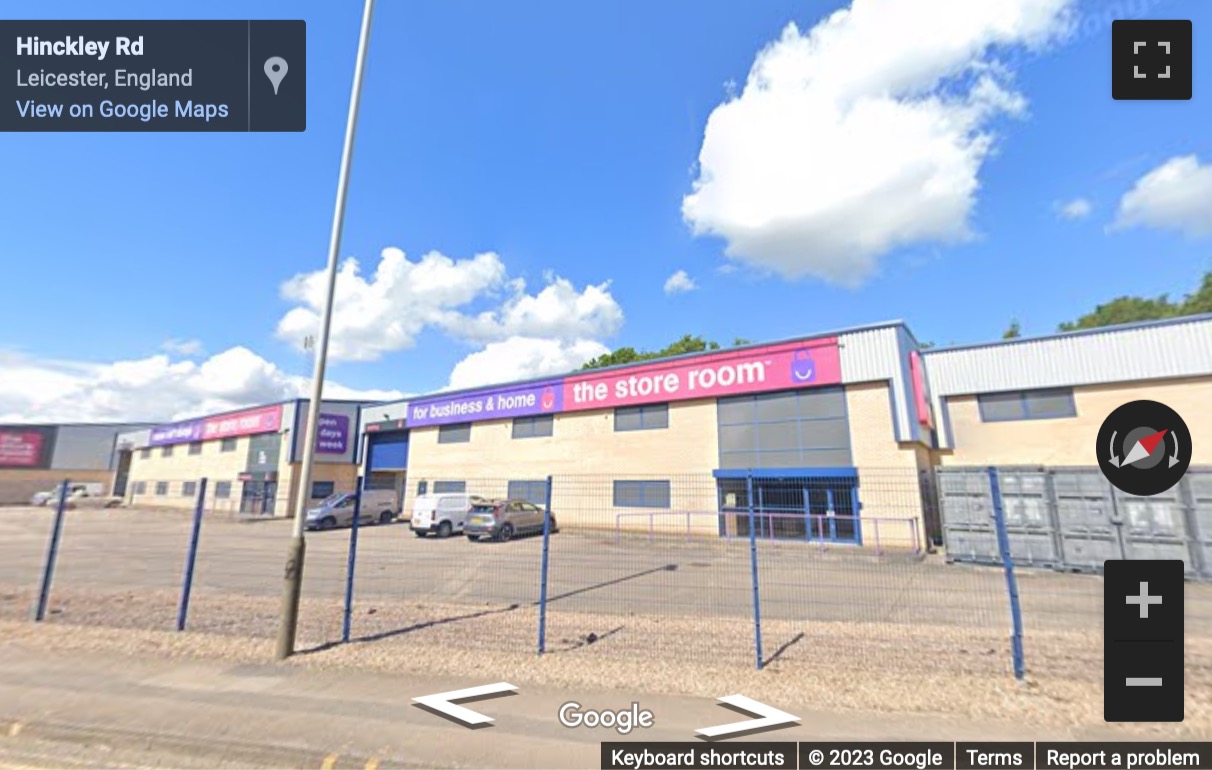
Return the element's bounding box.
[406,338,842,428]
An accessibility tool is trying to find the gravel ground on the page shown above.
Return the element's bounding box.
[3,584,1211,739]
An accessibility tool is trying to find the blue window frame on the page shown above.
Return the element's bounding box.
[613,480,671,508]
[507,480,548,505]
[182,481,197,497]
[615,404,669,432]
[512,415,554,439]
[214,481,232,499]
[713,468,862,544]
[977,388,1076,422]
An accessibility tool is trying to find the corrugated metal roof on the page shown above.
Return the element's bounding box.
[839,325,916,441]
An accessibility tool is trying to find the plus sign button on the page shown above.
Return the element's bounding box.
[1103,560,1184,722]
[1112,19,1193,100]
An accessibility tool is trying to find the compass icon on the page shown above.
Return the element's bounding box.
[1097,400,1192,496]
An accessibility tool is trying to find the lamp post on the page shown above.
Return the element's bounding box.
[276,0,377,661]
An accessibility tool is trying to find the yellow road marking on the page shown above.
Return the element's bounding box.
[321,754,339,770]
[6,722,22,738]
[365,758,380,770]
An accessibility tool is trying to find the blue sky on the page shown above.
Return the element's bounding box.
[2,0,1210,422]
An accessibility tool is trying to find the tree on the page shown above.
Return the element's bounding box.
[1002,319,1021,339]
[580,334,724,370]
[1057,270,1211,331]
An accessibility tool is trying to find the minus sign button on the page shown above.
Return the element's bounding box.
[1126,678,1163,686]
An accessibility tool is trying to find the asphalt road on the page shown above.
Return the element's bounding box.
[1,506,1210,635]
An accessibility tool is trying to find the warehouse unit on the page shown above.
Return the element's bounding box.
[358,399,410,505]
[125,399,366,515]
[0,422,156,504]
[388,321,937,549]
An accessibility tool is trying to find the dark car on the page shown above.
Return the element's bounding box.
[464,499,558,542]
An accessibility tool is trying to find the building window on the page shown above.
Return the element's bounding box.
[977,388,1077,422]
[416,480,428,496]
[438,423,472,444]
[182,481,197,497]
[613,480,671,508]
[615,403,669,432]
[716,388,852,470]
[161,445,174,458]
[139,448,151,459]
[507,480,548,505]
[433,480,466,494]
[512,414,554,439]
[214,481,232,499]
[133,481,147,495]
[188,442,203,455]
[220,437,238,453]
[155,481,169,496]
[311,481,336,499]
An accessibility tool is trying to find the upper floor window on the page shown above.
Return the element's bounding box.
[977,388,1077,422]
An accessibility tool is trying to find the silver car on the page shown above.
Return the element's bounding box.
[305,490,399,530]
[464,499,558,542]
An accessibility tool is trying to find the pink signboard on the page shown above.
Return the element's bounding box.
[562,338,842,412]
[0,430,46,468]
[909,350,934,429]
[200,404,283,441]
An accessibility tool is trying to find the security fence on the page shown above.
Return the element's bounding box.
[2,468,1210,687]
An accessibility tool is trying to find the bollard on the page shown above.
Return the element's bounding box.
[177,478,209,631]
[342,477,364,644]
[746,473,764,670]
[34,479,71,622]
[988,467,1026,680]
[537,475,554,655]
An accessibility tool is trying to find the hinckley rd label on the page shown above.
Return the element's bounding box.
[1,20,306,132]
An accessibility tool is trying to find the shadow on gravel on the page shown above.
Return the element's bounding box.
[762,631,805,667]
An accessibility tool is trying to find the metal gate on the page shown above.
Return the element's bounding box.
[938,466,1211,579]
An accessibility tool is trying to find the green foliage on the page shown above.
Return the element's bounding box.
[1058,271,1212,331]
[580,334,725,370]
[1002,319,1021,339]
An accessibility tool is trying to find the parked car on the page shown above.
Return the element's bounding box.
[305,489,399,531]
[30,482,104,506]
[410,493,486,538]
[464,499,558,542]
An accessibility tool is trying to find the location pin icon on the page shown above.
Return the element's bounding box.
[264,57,288,95]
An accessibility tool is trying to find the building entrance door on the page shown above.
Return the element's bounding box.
[716,470,861,544]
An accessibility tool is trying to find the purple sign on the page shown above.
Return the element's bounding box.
[316,413,350,454]
[408,380,565,427]
[148,419,203,447]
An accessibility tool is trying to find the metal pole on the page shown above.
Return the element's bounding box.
[177,478,208,631]
[34,479,71,622]
[342,475,364,643]
[276,0,377,661]
[988,467,1026,680]
[537,475,554,655]
[746,472,763,670]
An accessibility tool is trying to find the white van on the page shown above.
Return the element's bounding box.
[410,493,484,538]
[305,489,399,530]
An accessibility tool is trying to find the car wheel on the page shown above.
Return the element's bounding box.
[413,530,427,538]
[466,535,479,542]
[378,511,393,525]
[497,523,514,542]
[547,517,558,533]
[437,520,453,538]
[321,516,337,530]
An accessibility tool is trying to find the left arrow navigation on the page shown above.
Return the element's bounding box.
[412,682,518,727]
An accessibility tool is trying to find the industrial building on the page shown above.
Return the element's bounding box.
[357,314,1212,551]
[0,422,157,504]
[122,399,365,515]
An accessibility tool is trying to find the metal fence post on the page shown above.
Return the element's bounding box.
[34,479,71,622]
[746,472,764,670]
[342,476,364,644]
[988,466,1026,680]
[176,478,208,631]
[537,475,554,655]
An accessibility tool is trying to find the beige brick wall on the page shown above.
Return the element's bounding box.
[844,381,929,550]
[938,375,1212,467]
[128,435,261,511]
[0,468,115,505]
[407,400,721,534]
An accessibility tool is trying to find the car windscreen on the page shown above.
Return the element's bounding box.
[320,493,350,506]
[470,505,496,513]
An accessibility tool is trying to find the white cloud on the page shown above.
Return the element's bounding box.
[276,247,624,361]
[1055,197,1092,220]
[1114,155,1212,237]
[446,337,609,391]
[0,347,403,423]
[682,0,1075,286]
[161,338,205,356]
[663,270,699,295]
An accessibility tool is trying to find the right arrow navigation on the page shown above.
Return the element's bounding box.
[695,695,799,739]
